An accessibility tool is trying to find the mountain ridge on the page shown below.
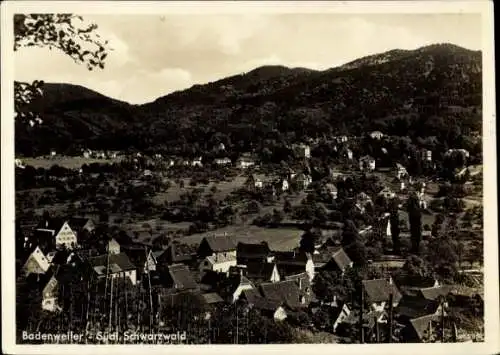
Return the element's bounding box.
[15,43,482,157]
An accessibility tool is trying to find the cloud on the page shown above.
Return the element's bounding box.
[14,13,482,104]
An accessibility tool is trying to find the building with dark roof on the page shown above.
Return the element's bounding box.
[274,251,315,281]
[236,241,273,264]
[396,295,444,323]
[401,314,440,342]
[362,278,402,312]
[238,262,281,284]
[159,242,196,266]
[198,234,237,259]
[67,217,95,237]
[87,252,138,285]
[160,264,198,291]
[34,218,78,250]
[259,280,308,310]
[317,246,353,274]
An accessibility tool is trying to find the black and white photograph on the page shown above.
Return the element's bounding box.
[1,1,498,354]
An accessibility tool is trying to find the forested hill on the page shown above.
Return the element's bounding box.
[16,43,482,157]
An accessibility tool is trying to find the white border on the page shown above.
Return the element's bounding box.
[1,1,498,355]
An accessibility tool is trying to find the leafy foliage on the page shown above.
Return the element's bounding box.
[14,14,109,124]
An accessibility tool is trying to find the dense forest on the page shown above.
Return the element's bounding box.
[15,43,482,157]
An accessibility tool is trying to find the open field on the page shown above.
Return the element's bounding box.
[21,156,122,169]
[181,225,303,251]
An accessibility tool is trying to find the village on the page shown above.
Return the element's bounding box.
[15,130,484,344]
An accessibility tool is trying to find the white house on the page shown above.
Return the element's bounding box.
[293,143,311,159]
[369,131,384,140]
[15,158,25,169]
[87,252,138,285]
[359,155,376,171]
[237,156,256,169]
[35,219,78,250]
[395,163,409,179]
[281,179,289,192]
[192,157,203,167]
[22,246,51,276]
[199,254,237,275]
[214,157,232,166]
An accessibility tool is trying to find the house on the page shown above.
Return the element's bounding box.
[340,147,353,160]
[445,148,470,159]
[162,264,198,290]
[422,149,432,162]
[369,131,384,140]
[395,163,409,179]
[378,187,396,200]
[401,314,440,342]
[294,173,312,190]
[293,143,311,159]
[416,191,428,209]
[107,238,121,254]
[159,242,196,266]
[87,252,138,285]
[199,253,237,275]
[284,272,313,303]
[237,262,281,284]
[279,178,289,192]
[50,150,57,157]
[396,295,446,323]
[191,157,203,167]
[82,149,92,158]
[214,157,232,166]
[355,192,373,213]
[362,278,402,312]
[245,174,264,190]
[319,246,353,274]
[274,251,315,281]
[120,245,159,273]
[260,280,309,309]
[222,273,255,303]
[330,302,352,332]
[324,183,338,200]
[22,246,51,276]
[34,218,78,250]
[236,155,256,169]
[41,268,63,312]
[254,299,288,321]
[236,241,274,264]
[15,158,25,169]
[68,217,95,239]
[197,234,237,259]
[359,155,376,171]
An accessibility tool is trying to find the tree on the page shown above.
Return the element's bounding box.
[299,228,321,254]
[14,14,109,124]
[341,220,367,266]
[389,201,401,254]
[407,194,422,254]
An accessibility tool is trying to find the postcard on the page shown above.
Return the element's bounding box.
[1,1,498,354]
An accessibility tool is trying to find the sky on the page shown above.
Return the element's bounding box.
[14,13,482,105]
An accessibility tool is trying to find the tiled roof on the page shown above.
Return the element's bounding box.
[418,286,451,301]
[87,252,137,274]
[260,280,305,309]
[240,288,263,304]
[35,218,66,232]
[206,253,237,265]
[166,264,198,290]
[274,251,311,264]
[245,262,277,281]
[329,246,352,271]
[68,217,93,231]
[252,297,283,312]
[393,275,437,289]
[409,314,439,341]
[362,279,402,304]
[201,292,224,304]
[203,234,237,252]
[396,295,441,319]
[237,242,271,257]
